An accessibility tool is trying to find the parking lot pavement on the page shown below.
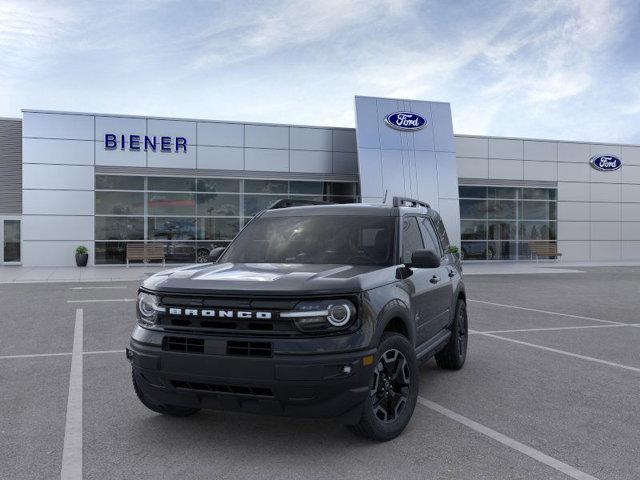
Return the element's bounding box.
[2,267,640,479]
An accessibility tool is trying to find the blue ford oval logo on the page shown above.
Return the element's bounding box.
[590,155,622,172]
[384,112,427,131]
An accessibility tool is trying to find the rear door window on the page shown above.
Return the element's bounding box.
[401,217,425,264]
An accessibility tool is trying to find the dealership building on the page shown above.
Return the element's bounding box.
[0,95,639,267]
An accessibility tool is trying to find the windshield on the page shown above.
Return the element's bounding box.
[220,215,396,266]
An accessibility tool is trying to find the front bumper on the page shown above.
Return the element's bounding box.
[128,326,376,423]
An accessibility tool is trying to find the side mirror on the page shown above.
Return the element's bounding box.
[208,247,226,263]
[410,249,440,269]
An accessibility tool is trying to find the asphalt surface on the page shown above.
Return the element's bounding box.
[1,266,640,479]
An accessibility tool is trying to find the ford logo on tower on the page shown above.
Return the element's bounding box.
[590,155,622,172]
[384,112,427,131]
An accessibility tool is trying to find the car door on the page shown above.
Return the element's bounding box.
[400,216,442,346]
[419,216,455,333]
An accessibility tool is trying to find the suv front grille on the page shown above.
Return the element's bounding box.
[171,380,274,397]
[164,336,204,353]
[226,341,272,357]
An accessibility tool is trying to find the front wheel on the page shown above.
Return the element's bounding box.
[347,333,418,441]
[435,298,468,370]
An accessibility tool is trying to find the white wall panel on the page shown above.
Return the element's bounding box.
[524,141,557,161]
[622,241,640,258]
[407,100,435,152]
[488,159,523,180]
[23,190,94,215]
[622,223,640,240]
[95,146,146,167]
[489,139,523,160]
[332,130,357,152]
[357,148,382,198]
[590,241,621,260]
[591,144,621,157]
[437,198,461,246]
[430,103,454,153]
[558,202,590,221]
[332,152,358,174]
[457,157,488,179]
[197,122,243,147]
[23,138,94,166]
[147,148,195,169]
[558,182,589,201]
[622,203,640,221]
[524,161,557,181]
[95,116,146,142]
[621,165,640,183]
[380,149,406,196]
[354,98,380,149]
[245,125,289,149]
[557,222,589,240]
[23,112,93,140]
[558,162,590,182]
[590,167,621,184]
[590,203,620,221]
[197,146,243,170]
[22,215,93,241]
[621,146,640,166]
[454,136,488,158]
[622,185,640,203]
[436,152,459,199]
[23,164,94,190]
[290,128,332,151]
[590,183,620,202]
[147,119,196,140]
[558,142,590,163]
[22,240,94,267]
[590,222,620,240]
[244,148,289,172]
[557,241,589,261]
[290,150,332,173]
[414,150,438,207]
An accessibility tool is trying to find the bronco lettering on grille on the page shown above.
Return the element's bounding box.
[168,308,272,320]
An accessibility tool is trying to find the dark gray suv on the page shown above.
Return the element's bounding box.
[128,197,468,441]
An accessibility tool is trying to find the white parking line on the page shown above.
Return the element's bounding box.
[471,323,640,334]
[0,349,126,360]
[83,349,125,355]
[418,397,599,480]
[68,286,129,290]
[474,331,640,373]
[66,298,135,304]
[61,309,83,480]
[469,299,624,325]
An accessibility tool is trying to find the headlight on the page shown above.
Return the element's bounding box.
[282,299,356,333]
[136,292,165,327]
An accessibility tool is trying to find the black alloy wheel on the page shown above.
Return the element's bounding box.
[196,249,210,263]
[435,298,468,370]
[371,349,410,423]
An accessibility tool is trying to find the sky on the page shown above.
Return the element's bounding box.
[1,0,639,143]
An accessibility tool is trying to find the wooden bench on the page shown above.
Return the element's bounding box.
[126,243,165,267]
[529,242,562,262]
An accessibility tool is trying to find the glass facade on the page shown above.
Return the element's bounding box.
[459,186,557,260]
[94,175,359,264]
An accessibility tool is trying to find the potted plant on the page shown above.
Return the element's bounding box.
[75,245,88,267]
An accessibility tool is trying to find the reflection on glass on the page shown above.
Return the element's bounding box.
[460,200,487,219]
[244,180,287,194]
[290,181,325,195]
[520,222,556,240]
[196,193,240,216]
[147,217,196,240]
[487,241,517,260]
[521,201,556,220]
[523,188,556,200]
[488,200,516,219]
[488,221,516,240]
[197,218,240,240]
[147,176,195,192]
[244,195,280,216]
[461,220,486,240]
[3,220,20,262]
[196,178,240,193]
[95,241,127,264]
[459,186,487,198]
[96,192,144,215]
[148,193,196,216]
[95,217,144,240]
[95,175,144,190]
[461,242,487,260]
[487,187,517,199]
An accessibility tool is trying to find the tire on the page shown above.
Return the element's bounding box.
[196,249,210,264]
[132,370,200,417]
[347,333,419,441]
[435,298,468,370]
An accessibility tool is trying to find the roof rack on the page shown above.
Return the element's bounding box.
[392,196,430,209]
[268,198,333,210]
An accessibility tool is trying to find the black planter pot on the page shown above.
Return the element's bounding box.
[75,253,88,267]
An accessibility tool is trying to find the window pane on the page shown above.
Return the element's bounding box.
[3,219,20,262]
[488,221,517,240]
[148,193,196,215]
[290,181,325,195]
[488,200,516,219]
[147,176,195,192]
[460,199,487,219]
[147,217,196,240]
[95,217,144,240]
[488,241,517,260]
[487,187,518,199]
[461,220,486,240]
[432,214,450,249]
[419,217,442,256]
[95,191,144,215]
[521,201,556,220]
[401,217,424,264]
[461,241,487,260]
[196,193,240,216]
[197,218,240,240]
[159,241,195,263]
[459,186,486,198]
[244,195,280,216]
[244,179,287,194]
[520,221,556,240]
[95,175,144,190]
[522,188,556,200]
[329,195,356,204]
[196,178,240,193]
[195,241,231,261]
[331,182,357,196]
[94,241,127,264]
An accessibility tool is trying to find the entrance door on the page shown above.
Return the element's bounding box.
[1,218,21,264]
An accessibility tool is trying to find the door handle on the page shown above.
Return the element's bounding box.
[430,275,440,284]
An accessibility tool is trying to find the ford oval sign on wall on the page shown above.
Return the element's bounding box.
[590,155,622,172]
[384,112,427,131]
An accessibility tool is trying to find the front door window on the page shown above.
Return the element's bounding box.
[2,219,20,263]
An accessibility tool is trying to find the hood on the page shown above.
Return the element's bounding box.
[141,262,396,296]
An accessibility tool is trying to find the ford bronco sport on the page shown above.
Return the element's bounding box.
[128,197,468,441]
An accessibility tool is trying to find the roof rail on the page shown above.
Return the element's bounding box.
[392,196,430,209]
[268,198,333,210]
